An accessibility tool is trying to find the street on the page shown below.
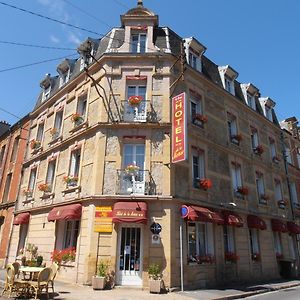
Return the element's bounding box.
[246,285,300,300]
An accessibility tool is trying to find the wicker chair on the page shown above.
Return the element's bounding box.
[28,267,51,300]
[12,261,20,278]
[48,262,59,293]
[1,264,29,298]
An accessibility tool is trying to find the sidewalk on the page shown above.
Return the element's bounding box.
[1,269,300,300]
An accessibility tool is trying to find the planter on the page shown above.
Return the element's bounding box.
[92,276,106,290]
[149,279,163,294]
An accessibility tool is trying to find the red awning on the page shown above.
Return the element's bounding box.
[271,219,288,233]
[181,205,224,225]
[247,215,267,230]
[13,212,30,225]
[222,211,243,227]
[112,202,147,224]
[287,221,300,234]
[48,204,82,222]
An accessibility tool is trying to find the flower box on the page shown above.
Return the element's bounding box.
[38,183,51,193]
[51,247,76,265]
[199,178,212,190]
[71,113,84,125]
[260,194,269,201]
[253,145,264,155]
[63,175,78,187]
[50,128,59,139]
[193,114,208,123]
[236,186,249,196]
[231,134,243,143]
[225,252,239,263]
[125,164,139,175]
[196,255,215,264]
[30,139,41,150]
[128,95,143,106]
[22,188,33,198]
[252,253,261,262]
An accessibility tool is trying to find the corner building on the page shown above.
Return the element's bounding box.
[8,2,300,289]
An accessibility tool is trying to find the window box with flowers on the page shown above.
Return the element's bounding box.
[259,194,269,204]
[63,175,78,187]
[231,133,243,145]
[276,252,283,260]
[50,128,60,140]
[198,178,212,191]
[277,200,287,209]
[51,247,76,266]
[272,155,281,164]
[128,95,143,106]
[30,139,42,152]
[125,164,140,176]
[253,145,264,155]
[22,188,33,199]
[71,113,84,126]
[38,183,51,193]
[252,252,261,262]
[225,252,239,263]
[196,255,215,264]
[192,114,208,127]
[235,186,249,198]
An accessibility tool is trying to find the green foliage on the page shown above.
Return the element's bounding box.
[36,256,43,266]
[148,263,162,280]
[97,260,109,277]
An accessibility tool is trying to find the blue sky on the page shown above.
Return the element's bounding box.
[0,0,299,126]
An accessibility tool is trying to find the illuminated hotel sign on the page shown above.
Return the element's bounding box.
[172,92,187,163]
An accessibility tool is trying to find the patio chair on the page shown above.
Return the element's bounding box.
[48,262,59,293]
[12,261,20,278]
[1,264,29,298]
[28,267,51,300]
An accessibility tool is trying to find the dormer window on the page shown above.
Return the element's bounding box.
[247,93,256,110]
[40,74,52,102]
[131,33,147,53]
[259,97,276,122]
[218,65,238,96]
[241,83,259,110]
[265,106,273,122]
[225,76,234,94]
[59,69,70,87]
[184,38,206,73]
[42,86,51,102]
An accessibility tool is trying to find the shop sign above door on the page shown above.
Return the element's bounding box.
[94,206,113,233]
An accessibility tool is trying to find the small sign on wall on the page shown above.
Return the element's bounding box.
[94,206,113,233]
[151,234,160,245]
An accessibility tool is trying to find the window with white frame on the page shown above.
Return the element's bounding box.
[227,113,239,144]
[187,222,214,263]
[274,179,283,202]
[126,85,147,121]
[249,229,260,260]
[28,168,37,194]
[42,86,51,102]
[59,69,70,87]
[265,106,273,122]
[251,127,259,149]
[192,149,205,188]
[255,172,266,203]
[77,95,87,120]
[46,159,56,191]
[131,33,146,53]
[269,138,277,161]
[247,93,256,110]
[69,149,81,178]
[79,57,85,71]
[190,97,203,126]
[224,226,235,253]
[36,123,44,142]
[231,163,243,197]
[288,235,296,260]
[225,76,234,94]
[55,220,80,250]
[188,50,201,71]
[52,110,63,138]
[290,182,299,206]
[16,223,28,256]
[273,232,282,255]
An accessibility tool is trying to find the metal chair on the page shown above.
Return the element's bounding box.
[48,262,59,293]
[28,267,51,300]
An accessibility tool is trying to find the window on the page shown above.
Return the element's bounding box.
[46,160,56,191]
[285,144,292,164]
[55,220,80,250]
[224,226,235,253]
[297,148,300,168]
[2,173,12,202]
[52,110,63,139]
[123,144,145,171]
[77,95,87,120]
[224,76,234,94]
[59,69,70,87]
[69,150,81,177]
[28,168,37,194]
[190,97,203,126]
[36,123,44,142]
[192,150,205,188]
[247,94,256,110]
[231,163,243,197]
[290,182,298,207]
[79,57,85,71]
[10,137,19,162]
[0,145,6,167]
[187,222,214,263]
[255,172,266,204]
[265,106,273,122]
[42,86,51,102]
[16,224,28,256]
[269,138,277,162]
[125,85,147,122]
[131,33,146,53]
[227,113,239,144]
[288,235,296,260]
[274,180,283,202]
[188,51,201,71]
[273,232,282,256]
[249,229,260,260]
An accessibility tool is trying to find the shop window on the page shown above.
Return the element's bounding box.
[224,226,235,253]
[55,220,80,250]
[10,137,19,162]
[16,223,28,256]
[249,229,260,261]
[131,33,146,53]
[231,163,243,198]
[273,232,282,256]
[2,173,12,202]
[46,159,56,192]
[187,222,214,263]
[69,149,81,178]
[192,149,205,189]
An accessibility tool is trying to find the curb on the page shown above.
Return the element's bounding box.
[212,282,300,300]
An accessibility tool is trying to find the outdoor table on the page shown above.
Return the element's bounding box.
[20,266,45,280]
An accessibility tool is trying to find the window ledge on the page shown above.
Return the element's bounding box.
[31,147,43,155]
[59,261,76,268]
[62,185,81,195]
[69,121,88,134]
[40,192,55,200]
[48,135,63,146]
[22,197,34,205]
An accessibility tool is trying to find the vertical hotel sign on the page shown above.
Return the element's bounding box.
[94,206,113,233]
[172,92,187,163]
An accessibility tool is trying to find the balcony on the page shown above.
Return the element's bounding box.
[116,170,155,195]
[121,100,157,123]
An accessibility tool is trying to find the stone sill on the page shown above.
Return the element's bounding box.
[48,135,63,146]
[62,185,81,195]
[69,121,88,134]
[59,262,76,268]
[22,197,34,205]
[40,192,55,200]
[31,147,43,155]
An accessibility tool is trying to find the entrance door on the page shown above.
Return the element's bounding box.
[117,225,142,286]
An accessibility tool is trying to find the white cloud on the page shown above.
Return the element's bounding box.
[68,33,81,45]
[50,35,60,44]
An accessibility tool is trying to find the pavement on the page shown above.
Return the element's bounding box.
[0,269,300,300]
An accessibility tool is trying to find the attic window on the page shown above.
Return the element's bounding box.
[225,76,234,95]
[265,105,273,122]
[247,93,256,110]
[131,33,146,53]
[42,86,51,102]
[188,49,201,71]
[59,69,70,87]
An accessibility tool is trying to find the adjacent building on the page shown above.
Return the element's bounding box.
[7,1,300,290]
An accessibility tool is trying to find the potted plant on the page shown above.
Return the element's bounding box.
[92,260,109,290]
[38,183,51,193]
[148,263,163,294]
[128,95,142,106]
[231,133,243,142]
[30,139,41,150]
[225,252,239,263]
[22,188,33,198]
[193,113,208,125]
[71,113,84,126]
[36,256,43,267]
[254,145,264,155]
[199,178,212,190]
[236,186,249,196]
[63,175,78,187]
[125,164,139,175]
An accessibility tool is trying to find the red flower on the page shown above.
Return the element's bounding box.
[193,114,208,123]
[237,186,249,195]
[199,178,212,190]
[254,145,264,155]
[128,95,143,106]
[196,255,215,264]
[51,247,76,264]
[30,139,41,150]
[225,252,239,262]
[38,183,50,192]
[231,134,243,141]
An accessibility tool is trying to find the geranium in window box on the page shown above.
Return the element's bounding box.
[236,186,249,196]
[276,252,283,260]
[30,139,41,150]
[260,194,269,201]
[231,133,243,142]
[125,164,139,175]
[63,175,78,187]
[38,183,51,193]
[51,247,76,265]
[22,188,33,198]
[128,95,143,106]
[225,252,239,263]
[252,252,261,262]
[50,127,59,139]
[253,145,264,155]
[272,155,280,163]
[277,200,287,209]
[71,113,84,125]
[196,255,215,264]
[199,178,212,190]
[193,114,208,123]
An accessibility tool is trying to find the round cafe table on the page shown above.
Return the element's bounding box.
[20,266,45,280]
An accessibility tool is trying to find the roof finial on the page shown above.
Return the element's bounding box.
[137,0,143,7]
